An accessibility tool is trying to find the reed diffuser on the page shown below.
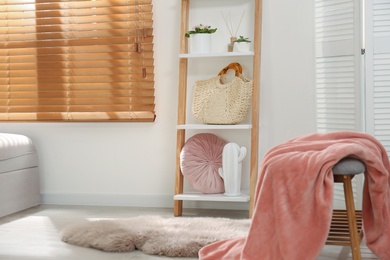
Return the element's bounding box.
[221,11,245,52]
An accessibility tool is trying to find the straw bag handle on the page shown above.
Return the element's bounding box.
[218,62,243,76]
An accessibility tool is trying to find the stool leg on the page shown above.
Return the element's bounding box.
[343,175,362,260]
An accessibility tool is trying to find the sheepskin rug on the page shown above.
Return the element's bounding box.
[61,215,250,257]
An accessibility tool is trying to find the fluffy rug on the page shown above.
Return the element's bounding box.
[61,215,250,257]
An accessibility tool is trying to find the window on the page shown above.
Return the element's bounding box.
[0,0,155,122]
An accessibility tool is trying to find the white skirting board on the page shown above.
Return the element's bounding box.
[41,192,249,211]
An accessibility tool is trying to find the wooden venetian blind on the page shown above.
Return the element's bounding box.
[0,0,155,122]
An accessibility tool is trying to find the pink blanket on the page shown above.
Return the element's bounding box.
[199,132,390,259]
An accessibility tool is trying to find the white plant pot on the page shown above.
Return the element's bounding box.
[234,42,251,52]
[190,34,211,54]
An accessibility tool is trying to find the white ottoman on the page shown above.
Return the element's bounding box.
[0,133,40,217]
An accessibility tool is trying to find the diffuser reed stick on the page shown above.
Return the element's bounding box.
[221,10,246,38]
[221,10,246,51]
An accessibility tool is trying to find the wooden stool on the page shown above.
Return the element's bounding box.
[326,158,365,260]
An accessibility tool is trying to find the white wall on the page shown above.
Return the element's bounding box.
[259,0,316,149]
[0,0,316,210]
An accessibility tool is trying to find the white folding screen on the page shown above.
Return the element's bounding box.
[365,0,390,156]
[314,0,363,133]
[314,0,363,208]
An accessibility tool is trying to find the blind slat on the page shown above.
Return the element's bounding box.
[0,28,154,42]
[0,111,155,122]
[0,90,154,99]
[0,4,152,14]
[0,97,156,106]
[0,83,154,92]
[0,47,154,56]
[0,21,153,35]
[0,61,154,70]
[1,38,154,49]
[1,74,155,84]
[1,13,153,27]
[0,0,152,6]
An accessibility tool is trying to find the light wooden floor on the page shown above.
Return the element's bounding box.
[0,205,379,260]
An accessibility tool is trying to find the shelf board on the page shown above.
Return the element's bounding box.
[177,124,252,130]
[179,51,254,59]
[174,190,250,202]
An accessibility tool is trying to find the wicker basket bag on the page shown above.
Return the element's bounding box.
[192,62,253,124]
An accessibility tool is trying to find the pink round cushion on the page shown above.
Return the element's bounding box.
[180,133,227,194]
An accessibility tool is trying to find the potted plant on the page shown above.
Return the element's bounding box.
[234,36,251,52]
[185,24,217,54]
